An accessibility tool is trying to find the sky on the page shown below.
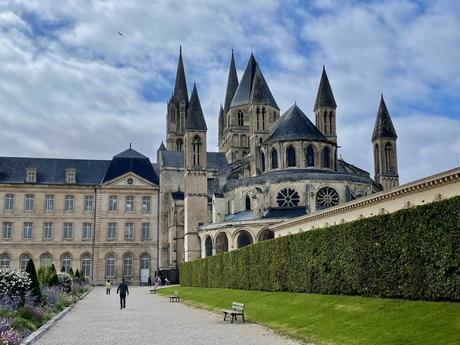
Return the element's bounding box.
[0,0,459,184]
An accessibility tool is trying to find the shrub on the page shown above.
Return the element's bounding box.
[25,259,41,302]
[180,196,460,301]
[56,273,72,293]
[0,295,21,312]
[16,304,45,327]
[0,318,23,345]
[0,268,31,300]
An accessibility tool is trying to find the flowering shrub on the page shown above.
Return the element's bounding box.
[0,268,31,300]
[0,318,22,345]
[0,294,21,312]
[56,273,72,293]
[41,286,59,306]
[17,304,46,327]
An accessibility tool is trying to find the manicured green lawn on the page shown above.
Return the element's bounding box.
[158,287,460,345]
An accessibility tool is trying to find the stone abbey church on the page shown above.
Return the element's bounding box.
[0,49,399,283]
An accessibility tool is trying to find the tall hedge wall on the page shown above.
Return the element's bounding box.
[180,196,460,301]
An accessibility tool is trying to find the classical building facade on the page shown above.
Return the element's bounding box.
[1,48,404,283]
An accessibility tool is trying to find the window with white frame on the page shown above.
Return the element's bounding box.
[43,223,53,240]
[64,195,74,211]
[84,195,93,212]
[82,223,92,240]
[65,170,76,184]
[45,195,54,212]
[2,222,12,239]
[0,255,10,268]
[20,255,30,270]
[141,223,150,240]
[4,194,14,211]
[140,254,150,269]
[23,222,32,239]
[25,169,37,183]
[40,254,52,267]
[106,255,115,277]
[107,223,117,240]
[109,196,117,211]
[61,254,72,273]
[81,256,91,277]
[123,255,133,277]
[124,223,134,240]
[63,223,73,240]
[24,194,34,211]
[142,196,151,213]
[125,196,134,213]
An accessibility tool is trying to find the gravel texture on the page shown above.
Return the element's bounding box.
[34,286,302,345]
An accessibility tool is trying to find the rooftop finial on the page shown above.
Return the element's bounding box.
[381,92,384,100]
[129,142,132,149]
[323,64,325,71]
[179,45,182,55]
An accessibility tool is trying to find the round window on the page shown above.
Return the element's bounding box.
[316,187,339,209]
[127,178,134,185]
[276,188,300,208]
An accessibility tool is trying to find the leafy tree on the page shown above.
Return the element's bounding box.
[25,259,42,302]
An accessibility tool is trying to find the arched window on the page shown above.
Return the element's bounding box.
[170,106,176,123]
[306,145,315,167]
[262,107,266,130]
[140,254,150,270]
[232,134,239,146]
[329,111,334,134]
[20,254,31,270]
[374,144,380,175]
[237,111,244,126]
[316,187,339,210]
[215,232,228,254]
[236,230,253,248]
[123,254,133,277]
[192,136,200,166]
[286,146,296,167]
[245,195,251,211]
[205,236,212,257]
[323,110,328,134]
[81,255,91,277]
[258,229,274,242]
[176,139,183,151]
[40,254,52,268]
[0,254,10,268]
[384,143,393,172]
[240,134,247,146]
[322,146,330,169]
[61,254,72,273]
[276,188,300,207]
[271,149,278,169]
[256,107,260,130]
[106,255,115,277]
[261,152,266,172]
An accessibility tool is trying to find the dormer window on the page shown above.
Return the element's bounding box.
[25,168,37,183]
[65,168,76,184]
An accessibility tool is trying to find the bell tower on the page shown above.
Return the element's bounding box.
[314,66,337,144]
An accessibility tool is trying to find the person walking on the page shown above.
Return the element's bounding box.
[105,280,112,295]
[148,276,152,288]
[116,278,129,309]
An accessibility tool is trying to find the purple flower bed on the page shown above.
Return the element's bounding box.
[0,318,22,345]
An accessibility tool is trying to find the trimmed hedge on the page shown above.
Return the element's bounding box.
[180,196,460,301]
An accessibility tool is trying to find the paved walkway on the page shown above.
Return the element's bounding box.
[35,287,301,345]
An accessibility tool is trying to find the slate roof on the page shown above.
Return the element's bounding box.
[230,54,278,109]
[265,104,326,143]
[114,148,148,159]
[158,141,166,151]
[171,191,184,200]
[314,66,337,110]
[172,47,189,106]
[224,51,239,113]
[224,210,254,221]
[263,207,306,219]
[186,84,207,131]
[160,150,228,170]
[372,95,397,141]
[0,157,110,185]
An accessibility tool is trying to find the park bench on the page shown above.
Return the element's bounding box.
[223,302,245,323]
[169,290,180,302]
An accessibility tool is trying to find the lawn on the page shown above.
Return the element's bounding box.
[158,286,460,345]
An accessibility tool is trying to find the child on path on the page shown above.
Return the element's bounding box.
[105,280,112,295]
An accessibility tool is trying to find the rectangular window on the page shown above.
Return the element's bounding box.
[142,196,151,213]
[141,223,150,240]
[64,195,74,211]
[4,194,14,211]
[26,170,36,183]
[63,222,73,240]
[43,223,53,240]
[66,171,76,184]
[24,194,34,211]
[45,195,54,212]
[109,196,117,211]
[23,222,32,239]
[84,195,93,212]
[124,223,134,240]
[106,256,115,277]
[125,196,134,213]
[82,223,92,240]
[107,223,117,240]
[2,222,12,239]
[123,256,133,277]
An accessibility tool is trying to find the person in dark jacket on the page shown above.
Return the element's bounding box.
[116,279,129,309]
[148,276,152,288]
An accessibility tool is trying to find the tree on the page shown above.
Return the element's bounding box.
[26,259,42,302]
[69,268,74,277]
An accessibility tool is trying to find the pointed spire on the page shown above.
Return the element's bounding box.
[186,83,207,131]
[159,141,166,151]
[218,104,224,139]
[250,64,279,109]
[372,94,397,141]
[314,66,337,111]
[172,46,188,106]
[224,50,239,113]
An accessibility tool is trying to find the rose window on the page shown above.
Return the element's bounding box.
[276,188,300,207]
[316,187,339,209]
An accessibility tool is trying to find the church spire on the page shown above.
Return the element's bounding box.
[314,66,337,111]
[224,50,239,113]
[372,94,397,141]
[173,46,188,106]
[186,83,207,131]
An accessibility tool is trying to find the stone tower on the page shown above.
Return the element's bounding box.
[184,83,208,261]
[166,47,189,151]
[372,94,399,190]
[314,66,337,144]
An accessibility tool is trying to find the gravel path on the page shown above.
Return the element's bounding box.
[34,286,302,345]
